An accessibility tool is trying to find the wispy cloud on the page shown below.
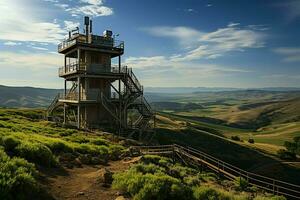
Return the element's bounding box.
[0,0,67,44]
[29,46,49,51]
[143,23,267,61]
[64,21,80,30]
[3,41,22,46]
[125,56,252,87]
[50,0,113,17]
[142,26,201,48]
[274,47,300,62]
[0,51,62,70]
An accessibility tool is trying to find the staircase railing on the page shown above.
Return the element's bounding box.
[133,144,300,200]
[98,92,120,123]
[47,93,60,116]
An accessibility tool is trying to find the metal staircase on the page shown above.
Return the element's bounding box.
[131,97,153,130]
[98,92,121,124]
[47,81,78,118]
[123,67,143,94]
[47,93,61,117]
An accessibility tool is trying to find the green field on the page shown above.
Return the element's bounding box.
[150,90,300,148]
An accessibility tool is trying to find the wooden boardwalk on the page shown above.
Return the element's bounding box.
[132,144,300,199]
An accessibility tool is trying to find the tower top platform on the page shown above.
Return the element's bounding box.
[58,17,124,57]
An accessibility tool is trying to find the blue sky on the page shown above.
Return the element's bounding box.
[0,0,299,88]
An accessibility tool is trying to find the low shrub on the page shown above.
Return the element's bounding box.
[254,195,286,200]
[277,149,296,160]
[132,163,165,174]
[43,138,73,154]
[193,186,243,200]
[234,177,249,191]
[141,155,172,167]
[231,136,241,141]
[15,142,57,167]
[169,164,197,179]
[248,138,255,144]
[90,138,108,146]
[108,144,124,160]
[193,186,219,200]
[0,148,39,200]
[74,144,109,164]
[183,175,201,186]
[197,172,218,182]
[1,135,20,151]
[112,171,192,200]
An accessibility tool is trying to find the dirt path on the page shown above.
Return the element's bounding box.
[41,157,141,200]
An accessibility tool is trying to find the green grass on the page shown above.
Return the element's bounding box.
[0,108,126,198]
[0,147,40,200]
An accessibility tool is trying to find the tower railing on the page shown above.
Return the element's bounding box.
[59,90,119,102]
[58,34,124,52]
[58,62,87,76]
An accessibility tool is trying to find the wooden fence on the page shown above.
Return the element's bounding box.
[132,144,300,199]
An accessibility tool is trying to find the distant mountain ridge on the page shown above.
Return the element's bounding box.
[0,85,60,108]
[0,84,300,108]
[145,87,300,94]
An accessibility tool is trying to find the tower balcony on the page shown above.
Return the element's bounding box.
[58,63,128,77]
[58,90,119,103]
[58,34,124,57]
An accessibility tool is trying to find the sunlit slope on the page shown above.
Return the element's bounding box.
[153,114,300,184]
[213,98,300,129]
[0,85,60,108]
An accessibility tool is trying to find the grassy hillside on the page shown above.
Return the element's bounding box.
[0,85,59,108]
[0,108,127,199]
[151,90,300,148]
[153,113,300,185]
[0,108,288,199]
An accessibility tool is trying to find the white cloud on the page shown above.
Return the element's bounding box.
[80,0,103,5]
[125,55,251,74]
[125,55,252,87]
[0,0,67,44]
[0,51,62,70]
[274,47,300,62]
[29,46,49,51]
[4,41,22,46]
[64,21,80,30]
[228,22,240,27]
[142,26,202,48]
[54,3,69,9]
[66,4,113,17]
[49,0,113,17]
[144,23,266,61]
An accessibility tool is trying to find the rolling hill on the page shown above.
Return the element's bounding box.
[0,85,60,108]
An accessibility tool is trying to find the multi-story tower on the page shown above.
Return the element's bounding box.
[47,17,154,136]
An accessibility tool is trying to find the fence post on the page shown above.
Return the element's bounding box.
[172,144,175,164]
[273,180,275,195]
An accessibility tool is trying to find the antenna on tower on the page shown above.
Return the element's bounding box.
[90,20,93,34]
[84,16,90,42]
